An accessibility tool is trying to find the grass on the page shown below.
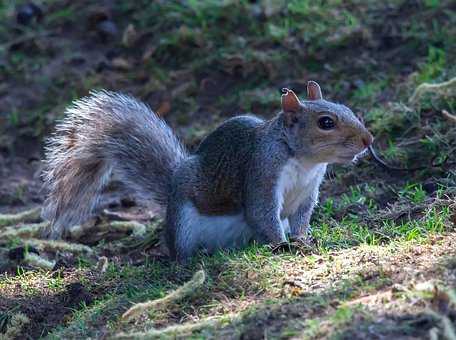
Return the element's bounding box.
[1,221,455,338]
[314,179,454,251]
[60,233,455,338]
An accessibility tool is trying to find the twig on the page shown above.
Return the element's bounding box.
[108,221,146,237]
[25,239,93,255]
[121,270,206,322]
[442,110,456,123]
[0,221,49,239]
[0,208,42,227]
[70,221,147,240]
[409,77,456,104]
[114,314,236,339]
[23,253,55,270]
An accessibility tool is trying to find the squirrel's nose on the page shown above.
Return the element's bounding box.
[361,131,374,148]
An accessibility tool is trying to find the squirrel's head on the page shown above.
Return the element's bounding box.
[280,81,373,164]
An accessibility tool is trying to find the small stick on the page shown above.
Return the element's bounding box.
[0,222,49,239]
[114,315,234,339]
[409,77,456,104]
[108,221,146,237]
[23,253,55,270]
[69,220,146,239]
[442,110,456,123]
[0,207,41,227]
[121,270,206,322]
[25,239,93,255]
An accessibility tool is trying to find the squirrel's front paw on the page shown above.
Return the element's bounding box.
[289,233,315,247]
[268,237,314,255]
[267,241,289,253]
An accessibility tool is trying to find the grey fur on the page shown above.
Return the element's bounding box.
[42,90,187,238]
[288,192,318,237]
[42,85,372,261]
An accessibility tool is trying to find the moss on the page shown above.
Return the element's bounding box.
[0,312,30,340]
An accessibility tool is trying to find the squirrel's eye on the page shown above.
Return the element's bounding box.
[318,116,335,130]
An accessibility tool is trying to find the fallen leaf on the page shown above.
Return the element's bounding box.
[111,57,131,70]
[122,24,138,47]
[156,101,171,117]
[142,46,156,62]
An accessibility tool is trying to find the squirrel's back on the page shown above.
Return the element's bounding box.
[196,115,263,156]
[174,115,264,215]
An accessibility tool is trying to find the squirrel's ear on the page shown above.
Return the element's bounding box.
[307,81,323,100]
[281,88,300,113]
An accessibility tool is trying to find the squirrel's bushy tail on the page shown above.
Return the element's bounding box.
[42,90,187,238]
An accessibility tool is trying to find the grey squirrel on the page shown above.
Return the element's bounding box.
[42,81,373,262]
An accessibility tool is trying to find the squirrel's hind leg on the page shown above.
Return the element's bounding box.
[166,199,203,262]
[166,200,253,262]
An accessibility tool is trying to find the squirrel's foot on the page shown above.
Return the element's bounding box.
[268,236,314,255]
[289,233,316,247]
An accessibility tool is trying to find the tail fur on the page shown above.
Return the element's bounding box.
[42,90,187,238]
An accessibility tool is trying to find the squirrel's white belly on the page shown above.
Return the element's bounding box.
[277,158,326,218]
[180,202,253,254]
[180,159,326,254]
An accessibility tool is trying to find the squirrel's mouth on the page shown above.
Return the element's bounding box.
[335,148,368,163]
[336,155,356,163]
